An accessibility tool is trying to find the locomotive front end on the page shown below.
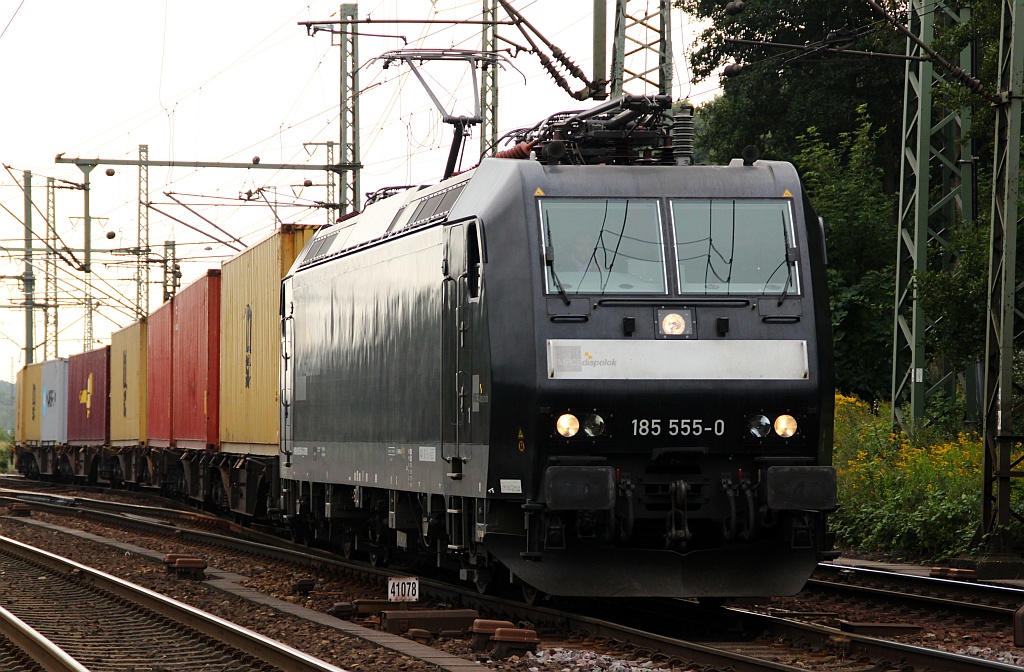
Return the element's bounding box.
[486,156,837,598]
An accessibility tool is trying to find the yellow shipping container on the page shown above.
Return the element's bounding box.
[220,225,317,455]
[110,320,149,446]
[17,363,43,444]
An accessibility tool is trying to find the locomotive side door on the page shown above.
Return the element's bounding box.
[442,223,472,467]
[279,278,294,467]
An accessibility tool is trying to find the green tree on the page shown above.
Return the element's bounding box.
[906,3,1001,381]
[677,0,905,180]
[913,223,989,371]
[0,381,14,435]
[795,109,895,399]
[0,427,11,472]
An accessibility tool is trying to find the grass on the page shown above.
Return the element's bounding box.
[830,393,993,563]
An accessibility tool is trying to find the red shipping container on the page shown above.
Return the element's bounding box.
[173,270,221,450]
[67,346,110,446]
[147,299,174,447]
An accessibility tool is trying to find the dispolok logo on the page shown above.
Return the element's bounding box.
[582,351,618,368]
[554,346,617,372]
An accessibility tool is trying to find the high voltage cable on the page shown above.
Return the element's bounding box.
[0,0,25,43]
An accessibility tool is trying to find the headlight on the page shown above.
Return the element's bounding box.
[656,308,694,338]
[747,414,771,438]
[582,414,606,437]
[556,413,580,437]
[661,312,686,335]
[774,414,798,438]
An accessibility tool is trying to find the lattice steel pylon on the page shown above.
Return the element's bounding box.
[982,0,1024,557]
[301,140,338,224]
[890,0,974,432]
[611,0,673,97]
[136,145,150,320]
[480,0,498,158]
[23,171,34,365]
[44,177,58,360]
[327,141,336,224]
[340,3,360,214]
[300,5,363,216]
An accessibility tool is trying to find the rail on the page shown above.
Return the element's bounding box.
[0,604,90,672]
[0,535,346,672]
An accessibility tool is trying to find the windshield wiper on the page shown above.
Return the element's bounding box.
[545,216,572,306]
[777,211,795,306]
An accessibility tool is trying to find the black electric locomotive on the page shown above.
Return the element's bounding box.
[279,95,836,598]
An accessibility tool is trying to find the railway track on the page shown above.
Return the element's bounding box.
[717,606,1021,672]
[809,561,1024,617]
[0,533,345,672]
[1,482,1022,671]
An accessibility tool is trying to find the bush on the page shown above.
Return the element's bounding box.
[831,393,981,563]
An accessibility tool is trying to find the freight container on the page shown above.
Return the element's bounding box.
[40,358,68,445]
[67,346,110,446]
[173,270,221,450]
[148,300,174,447]
[15,363,42,445]
[220,225,316,455]
[110,320,148,446]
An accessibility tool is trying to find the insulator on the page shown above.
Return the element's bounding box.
[495,140,536,160]
[672,108,695,166]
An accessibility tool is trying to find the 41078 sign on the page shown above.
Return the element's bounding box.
[388,576,419,602]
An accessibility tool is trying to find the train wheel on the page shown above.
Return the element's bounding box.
[520,581,544,605]
[369,549,389,568]
[290,516,311,545]
[340,531,356,560]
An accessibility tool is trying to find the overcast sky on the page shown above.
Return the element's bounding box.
[0,0,717,380]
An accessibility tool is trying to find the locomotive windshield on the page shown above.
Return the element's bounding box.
[672,198,799,296]
[540,199,666,295]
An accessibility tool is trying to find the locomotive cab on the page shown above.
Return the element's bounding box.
[475,157,836,597]
[278,95,836,598]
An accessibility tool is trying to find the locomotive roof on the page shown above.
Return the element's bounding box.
[287,157,804,278]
